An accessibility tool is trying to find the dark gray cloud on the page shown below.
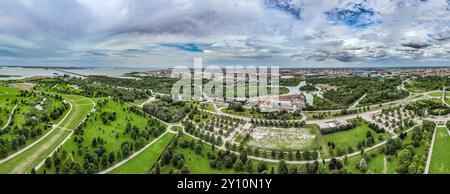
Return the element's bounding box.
[401,42,431,49]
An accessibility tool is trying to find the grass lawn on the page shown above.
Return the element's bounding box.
[110,132,176,174]
[429,127,450,174]
[386,156,400,174]
[342,147,386,174]
[0,86,22,126]
[0,128,72,174]
[429,92,443,97]
[321,121,390,158]
[405,85,427,93]
[40,98,166,174]
[0,94,94,174]
[0,93,69,159]
[366,154,385,173]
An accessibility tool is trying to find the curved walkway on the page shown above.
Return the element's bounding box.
[0,101,73,165]
[34,96,96,171]
[99,130,177,174]
[178,121,421,165]
[1,104,18,130]
[0,95,95,174]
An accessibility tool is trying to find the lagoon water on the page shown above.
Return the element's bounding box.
[0,67,163,80]
[285,81,317,106]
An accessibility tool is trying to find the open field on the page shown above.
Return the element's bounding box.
[429,127,450,174]
[247,126,319,151]
[428,91,450,97]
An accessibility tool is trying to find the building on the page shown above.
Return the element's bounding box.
[318,120,349,130]
[245,94,305,113]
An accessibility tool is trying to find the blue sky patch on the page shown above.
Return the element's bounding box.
[161,43,203,53]
[325,3,381,28]
[265,0,303,19]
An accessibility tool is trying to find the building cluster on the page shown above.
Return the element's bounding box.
[244,94,305,113]
[128,70,173,77]
[281,67,450,78]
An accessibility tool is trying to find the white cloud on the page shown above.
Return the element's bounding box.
[1,0,450,67]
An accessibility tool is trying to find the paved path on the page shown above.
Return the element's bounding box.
[0,100,74,165]
[1,104,18,130]
[424,125,439,174]
[99,130,177,174]
[349,93,367,109]
[177,122,421,165]
[33,96,96,171]
[383,156,387,174]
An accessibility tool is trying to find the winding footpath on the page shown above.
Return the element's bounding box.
[0,95,96,174]
[98,129,177,174]
[34,96,96,171]
[177,121,422,165]
[0,101,73,166]
[0,104,18,130]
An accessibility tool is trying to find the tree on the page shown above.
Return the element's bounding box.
[328,158,343,170]
[230,102,244,112]
[359,159,367,172]
[181,165,190,174]
[233,159,245,172]
[108,152,116,164]
[153,162,161,174]
[257,162,268,173]
[278,160,289,174]
[245,160,253,173]
[44,157,52,168]
[295,150,301,160]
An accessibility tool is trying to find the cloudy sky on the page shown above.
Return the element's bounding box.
[1,0,450,68]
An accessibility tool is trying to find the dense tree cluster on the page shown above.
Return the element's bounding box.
[367,122,386,133]
[299,84,317,91]
[280,78,301,87]
[87,75,179,94]
[43,100,166,174]
[306,77,408,110]
[405,100,450,117]
[382,121,435,174]
[0,95,60,159]
[183,121,223,146]
[143,96,191,123]
[250,119,304,128]
[406,76,450,92]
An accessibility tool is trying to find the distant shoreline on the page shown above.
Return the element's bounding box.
[1,65,450,71]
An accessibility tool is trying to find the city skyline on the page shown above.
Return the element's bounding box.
[2,0,450,68]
